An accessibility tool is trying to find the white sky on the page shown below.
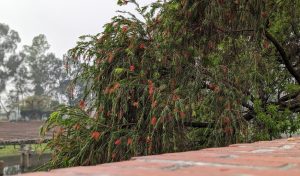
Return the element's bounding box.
[0,0,156,104]
[0,0,155,58]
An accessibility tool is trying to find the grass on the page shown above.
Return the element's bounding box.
[0,144,51,157]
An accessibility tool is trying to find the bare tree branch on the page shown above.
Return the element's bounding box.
[265,31,300,84]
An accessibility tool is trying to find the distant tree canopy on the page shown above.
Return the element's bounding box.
[41,0,300,169]
[0,23,22,92]
[23,34,64,96]
[20,95,59,120]
[0,26,73,114]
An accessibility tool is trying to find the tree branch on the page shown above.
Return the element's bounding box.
[184,121,213,128]
[265,31,300,84]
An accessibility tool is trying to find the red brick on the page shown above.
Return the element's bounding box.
[22,137,300,176]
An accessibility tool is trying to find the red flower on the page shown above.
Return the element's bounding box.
[73,123,80,130]
[151,116,157,126]
[122,26,128,32]
[107,82,121,94]
[218,0,225,4]
[130,65,135,72]
[263,40,269,49]
[261,11,268,18]
[139,43,145,49]
[108,53,114,63]
[208,83,216,90]
[133,102,139,108]
[146,136,151,143]
[224,127,233,135]
[111,152,116,159]
[220,65,228,74]
[127,138,133,145]
[79,100,85,110]
[179,111,186,118]
[113,82,120,90]
[172,94,180,101]
[56,127,64,136]
[225,103,231,111]
[214,86,221,93]
[223,116,231,126]
[91,131,101,140]
[148,80,154,96]
[115,138,122,145]
[151,101,157,108]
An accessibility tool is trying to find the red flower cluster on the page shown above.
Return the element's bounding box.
[127,138,133,145]
[133,101,139,108]
[151,101,157,108]
[208,83,221,93]
[105,82,121,94]
[122,26,128,32]
[73,123,80,130]
[139,43,145,49]
[130,65,135,71]
[91,131,101,140]
[108,53,114,63]
[79,100,85,110]
[261,11,268,18]
[115,138,121,145]
[148,80,154,96]
[263,40,269,49]
[151,116,157,126]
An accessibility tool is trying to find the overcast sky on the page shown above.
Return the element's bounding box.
[0,0,155,58]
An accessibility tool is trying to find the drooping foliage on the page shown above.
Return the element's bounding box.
[41,0,300,169]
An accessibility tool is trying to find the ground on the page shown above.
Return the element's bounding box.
[0,121,45,142]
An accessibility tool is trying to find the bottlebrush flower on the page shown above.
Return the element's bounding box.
[130,65,135,71]
[111,153,116,159]
[91,131,101,140]
[57,127,64,135]
[148,80,154,96]
[139,43,145,49]
[127,138,133,145]
[108,53,114,63]
[151,116,157,126]
[133,102,139,108]
[261,11,268,18]
[73,123,80,130]
[115,138,122,145]
[179,111,186,118]
[263,40,269,49]
[122,26,128,32]
[146,136,151,143]
[151,101,157,108]
[79,100,85,110]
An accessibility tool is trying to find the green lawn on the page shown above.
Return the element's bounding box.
[0,144,51,157]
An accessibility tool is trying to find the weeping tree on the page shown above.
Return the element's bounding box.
[41,0,300,169]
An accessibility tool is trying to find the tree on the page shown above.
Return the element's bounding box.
[23,34,63,96]
[20,95,59,120]
[57,60,85,106]
[0,23,22,92]
[41,0,300,169]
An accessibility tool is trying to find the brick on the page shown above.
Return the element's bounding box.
[22,137,300,176]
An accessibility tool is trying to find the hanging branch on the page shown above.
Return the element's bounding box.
[265,31,300,84]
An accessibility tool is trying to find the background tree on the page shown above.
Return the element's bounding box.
[0,23,22,92]
[41,0,300,169]
[57,60,85,106]
[20,95,59,120]
[23,34,63,96]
